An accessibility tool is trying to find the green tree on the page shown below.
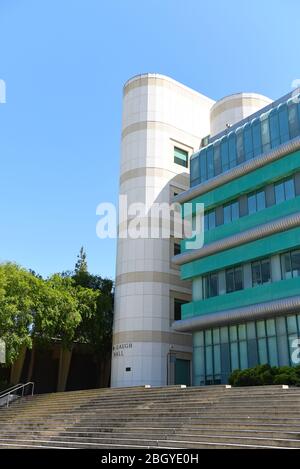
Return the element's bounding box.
[0,263,35,364]
[72,249,114,386]
[0,263,99,365]
[0,252,113,387]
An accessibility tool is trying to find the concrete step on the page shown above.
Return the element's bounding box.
[2,384,300,449]
[0,434,297,449]
[2,427,300,442]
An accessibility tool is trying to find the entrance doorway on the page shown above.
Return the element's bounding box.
[175,358,190,386]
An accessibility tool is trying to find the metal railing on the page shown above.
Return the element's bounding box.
[0,382,34,407]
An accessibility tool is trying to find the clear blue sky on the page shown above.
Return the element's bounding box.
[0,0,299,280]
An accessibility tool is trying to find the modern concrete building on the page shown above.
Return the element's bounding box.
[173,88,300,385]
[112,73,275,387]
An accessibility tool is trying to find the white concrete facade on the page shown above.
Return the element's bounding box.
[210,92,272,137]
[111,74,214,387]
[111,74,272,387]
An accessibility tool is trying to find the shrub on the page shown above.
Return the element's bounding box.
[229,364,300,387]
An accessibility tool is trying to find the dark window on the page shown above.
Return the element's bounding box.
[251,259,271,287]
[203,273,219,299]
[226,266,243,293]
[174,299,188,321]
[174,242,181,256]
[291,250,300,278]
[281,249,300,279]
[174,147,188,168]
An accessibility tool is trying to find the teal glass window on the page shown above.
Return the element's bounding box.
[193,331,204,347]
[204,209,216,232]
[281,249,300,279]
[275,177,295,204]
[291,250,300,277]
[205,329,212,346]
[193,314,300,385]
[213,142,221,176]
[278,104,290,143]
[251,258,271,286]
[247,189,266,214]
[207,145,214,179]
[224,200,239,224]
[190,155,200,185]
[287,315,298,334]
[174,147,188,167]
[200,149,207,182]
[257,190,266,211]
[213,328,220,344]
[252,118,262,156]
[266,319,276,336]
[190,94,300,188]
[287,99,300,138]
[229,325,238,341]
[225,266,243,293]
[244,123,253,160]
[220,327,229,343]
[238,324,246,340]
[260,113,271,152]
[213,345,221,375]
[205,345,213,376]
[239,341,248,369]
[236,127,244,164]
[269,108,280,148]
[228,132,237,168]
[258,338,268,364]
[267,337,278,366]
[230,342,239,371]
[248,193,256,215]
[256,321,266,338]
[247,322,256,340]
[221,138,229,172]
[203,273,219,298]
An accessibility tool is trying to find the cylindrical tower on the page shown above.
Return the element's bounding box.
[111,73,215,387]
[210,92,272,137]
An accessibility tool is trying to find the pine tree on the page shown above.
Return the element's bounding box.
[75,247,88,274]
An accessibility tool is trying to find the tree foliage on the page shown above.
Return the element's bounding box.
[0,250,114,369]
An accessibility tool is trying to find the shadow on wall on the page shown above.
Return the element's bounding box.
[0,341,111,394]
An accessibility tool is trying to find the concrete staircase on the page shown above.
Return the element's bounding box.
[0,385,300,448]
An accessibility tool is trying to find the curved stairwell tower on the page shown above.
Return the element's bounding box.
[111,74,214,387]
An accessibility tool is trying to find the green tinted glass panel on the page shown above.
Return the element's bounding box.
[174,147,188,167]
